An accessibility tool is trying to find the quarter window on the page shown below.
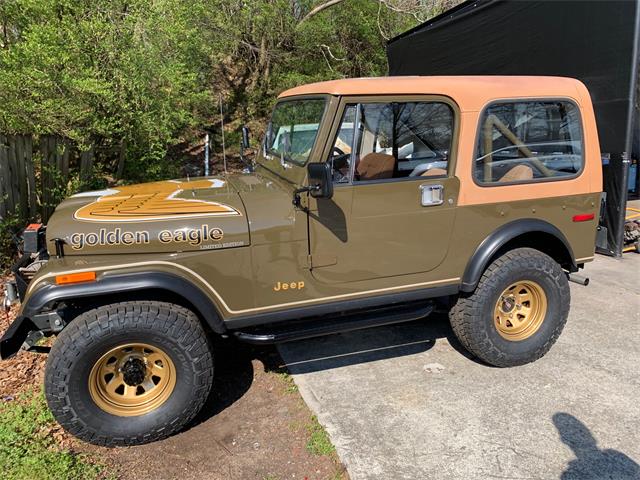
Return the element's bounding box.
[475,101,583,184]
[328,101,454,182]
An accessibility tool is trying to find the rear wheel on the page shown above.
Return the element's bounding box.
[450,248,570,367]
[44,301,214,446]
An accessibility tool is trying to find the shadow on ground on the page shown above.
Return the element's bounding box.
[188,339,282,427]
[190,312,478,426]
[279,312,480,375]
[554,412,640,480]
[96,339,346,480]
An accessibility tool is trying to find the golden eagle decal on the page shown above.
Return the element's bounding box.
[74,179,241,222]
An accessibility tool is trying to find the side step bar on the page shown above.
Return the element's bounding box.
[233,302,434,344]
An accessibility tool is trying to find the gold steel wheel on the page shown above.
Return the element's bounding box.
[88,343,176,417]
[494,281,547,341]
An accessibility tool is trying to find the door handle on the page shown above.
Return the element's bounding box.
[420,184,444,206]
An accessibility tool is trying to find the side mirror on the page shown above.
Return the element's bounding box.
[241,126,250,149]
[307,162,333,199]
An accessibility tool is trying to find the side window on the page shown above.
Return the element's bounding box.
[475,100,583,184]
[355,102,453,181]
[329,105,357,183]
[338,102,452,182]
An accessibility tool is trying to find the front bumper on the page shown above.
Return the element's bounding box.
[0,316,34,359]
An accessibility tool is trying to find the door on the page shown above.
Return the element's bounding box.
[309,98,460,284]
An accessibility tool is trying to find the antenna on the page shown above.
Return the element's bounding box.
[219,93,227,174]
[204,133,210,177]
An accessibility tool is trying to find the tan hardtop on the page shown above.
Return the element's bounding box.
[278,76,591,111]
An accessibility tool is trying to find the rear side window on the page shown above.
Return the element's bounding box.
[475,100,583,185]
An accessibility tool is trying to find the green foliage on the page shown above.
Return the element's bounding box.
[306,415,335,456]
[275,371,299,394]
[0,390,104,480]
[0,1,456,184]
[0,212,22,271]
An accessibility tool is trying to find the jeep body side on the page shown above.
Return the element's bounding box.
[1,76,602,445]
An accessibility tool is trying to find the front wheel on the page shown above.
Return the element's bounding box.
[449,248,570,367]
[44,301,214,446]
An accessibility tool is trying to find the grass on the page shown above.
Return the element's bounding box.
[305,416,335,457]
[0,390,106,480]
[274,367,345,478]
[275,371,298,394]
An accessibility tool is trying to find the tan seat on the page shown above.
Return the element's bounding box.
[498,164,534,183]
[356,153,395,180]
[421,168,447,177]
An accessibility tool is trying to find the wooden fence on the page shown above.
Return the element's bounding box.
[0,134,95,223]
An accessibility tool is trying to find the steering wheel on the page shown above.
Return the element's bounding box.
[331,146,350,170]
[329,146,351,183]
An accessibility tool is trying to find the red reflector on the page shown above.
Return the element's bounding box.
[572,213,595,222]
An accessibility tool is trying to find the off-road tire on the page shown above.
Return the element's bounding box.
[44,301,214,446]
[450,248,570,367]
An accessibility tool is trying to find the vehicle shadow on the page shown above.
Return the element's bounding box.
[188,338,257,427]
[189,313,480,428]
[554,412,640,480]
[276,312,478,375]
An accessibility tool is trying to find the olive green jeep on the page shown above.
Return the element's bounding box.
[1,76,602,446]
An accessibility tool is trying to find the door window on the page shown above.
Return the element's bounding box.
[342,102,453,182]
[328,105,357,183]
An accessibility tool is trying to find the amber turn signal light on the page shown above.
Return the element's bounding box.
[55,271,97,285]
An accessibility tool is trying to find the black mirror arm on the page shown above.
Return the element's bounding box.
[239,142,255,172]
[292,184,320,210]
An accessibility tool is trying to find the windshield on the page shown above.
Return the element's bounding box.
[264,98,327,167]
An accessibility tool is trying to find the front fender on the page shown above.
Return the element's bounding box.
[1,272,225,359]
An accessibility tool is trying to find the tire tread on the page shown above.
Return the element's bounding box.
[44,301,213,447]
[449,247,570,367]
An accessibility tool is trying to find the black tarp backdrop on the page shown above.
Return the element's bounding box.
[387,0,640,256]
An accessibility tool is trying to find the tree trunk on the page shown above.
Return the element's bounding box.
[116,138,126,179]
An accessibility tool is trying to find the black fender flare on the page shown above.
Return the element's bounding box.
[460,219,576,293]
[23,271,225,333]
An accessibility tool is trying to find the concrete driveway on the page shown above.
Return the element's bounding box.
[279,254,640,480]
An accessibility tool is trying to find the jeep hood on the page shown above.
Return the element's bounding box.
[47,177,250,255]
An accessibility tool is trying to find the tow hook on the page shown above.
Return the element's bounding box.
[568,273,590,286]
[3,281,18,312]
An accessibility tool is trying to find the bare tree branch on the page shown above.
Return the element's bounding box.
[320,44,346,61]
[298,0,347,25]
[376,1,390,40]
[299,0,453,28]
